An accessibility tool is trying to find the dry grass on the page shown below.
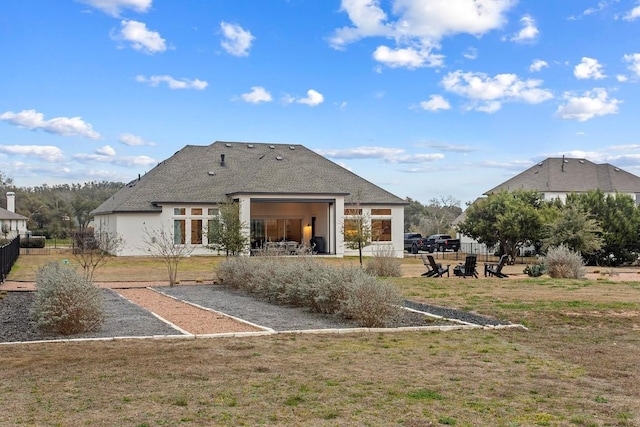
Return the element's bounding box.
[1,252,639,426]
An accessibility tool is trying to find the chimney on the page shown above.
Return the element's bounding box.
[220,154,226,166]
[6,192,15,213]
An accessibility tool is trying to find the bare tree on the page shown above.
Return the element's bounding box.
[342,201,373,266]
[72,229,124,282]
[142,225,194,286]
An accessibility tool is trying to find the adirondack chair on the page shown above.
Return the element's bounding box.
[484,254,509,278]
[422,255,450,277]
[453,255,478,278]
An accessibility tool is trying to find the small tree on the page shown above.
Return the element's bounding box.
[542,204,603,255]
[343,205,372,266]
[208,197,250,256]
[72,229,124,282]
[142,225,195,286]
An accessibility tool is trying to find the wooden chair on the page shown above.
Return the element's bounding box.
[421,254,449,277]
[453,255,478,278]
[484,254,509,278]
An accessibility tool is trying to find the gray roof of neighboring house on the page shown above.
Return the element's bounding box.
[485,157,640,195]
[0,207,28,221]
[93,141,406,214]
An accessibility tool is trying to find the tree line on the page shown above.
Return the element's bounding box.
[457,189,640,266]
[0,172,123,238]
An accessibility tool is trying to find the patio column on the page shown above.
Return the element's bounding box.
[237,195,252,256]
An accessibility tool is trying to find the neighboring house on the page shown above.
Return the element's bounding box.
[485,157,640,203]
[92,141,407,257]
[0,192,28,240]
[455,157,640,254]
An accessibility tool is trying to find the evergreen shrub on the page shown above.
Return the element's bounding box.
[543,245,586,279]
[32,261,104,335]
[216,257,402,327]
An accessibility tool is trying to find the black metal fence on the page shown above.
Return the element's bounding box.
[0,236,20,282]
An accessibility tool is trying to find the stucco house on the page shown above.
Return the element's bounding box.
[455,157,640,254]
[0,192,28,240]
[485,157,640,203]
[92,141,407,257]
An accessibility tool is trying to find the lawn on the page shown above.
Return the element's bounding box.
[1,252,639,426]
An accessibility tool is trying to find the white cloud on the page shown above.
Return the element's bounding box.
[568,1,616,20]
[426,142,474,153]
[0,145,65,162]
[623,5,640,20]
[96,145,116,156]
[556,88,621,122]
[0,109,101,139]
[511,15,539,43]
[73,153,156,167]
[114,20,166,54]
[315,146,443,164]
[330,0,516,69]
[624,53,640,77]
[617,74,629,82]
[419,95,451,111]
[529,59,548,72]
[220,22,254,57]
[119,133,156,146]
[462,47,478,60]
[441,70,553,113]
[574,57,606,79]
[298,89,324,106]
[372,45,444,68]
[240,86,273,103]
[135,75,207,90]
[77,0,152,17]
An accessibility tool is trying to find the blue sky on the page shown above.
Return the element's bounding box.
[2,0,640,205]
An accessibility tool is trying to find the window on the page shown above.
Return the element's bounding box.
[344,219,360,240]
[208,208,219,216]
[174,220,186,244]
[191,219,202,244]
[191,208,203,215]
[371,219,391,241]
[344,208,362,215]
[174,208,186,215]
[371,208,391,215]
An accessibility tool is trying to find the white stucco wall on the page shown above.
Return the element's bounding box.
[342,205,405,259]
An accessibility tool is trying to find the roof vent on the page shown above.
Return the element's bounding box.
[289,146,295,150]
[276,155,283,160]
[247,144,254,149]
[579,160,585,164]
[220,154,226,166]
[208,171,215,176]
[225,143,231,147]
[615,168,620,172]
[269,145,275,149]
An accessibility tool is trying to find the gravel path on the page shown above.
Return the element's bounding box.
[1,285,512,343]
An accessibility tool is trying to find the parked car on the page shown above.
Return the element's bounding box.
[423,234,460,252]
[403,233,425,254]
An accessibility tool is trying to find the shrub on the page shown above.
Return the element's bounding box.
[543,245,585,279]
[365,245,402,277]
[215,257,403,327]
[339,277,402,327]
[523,263,545,277]
[20,236,45,248]
[32,261,104,335]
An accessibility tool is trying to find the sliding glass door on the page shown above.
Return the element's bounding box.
[251,218,302,247]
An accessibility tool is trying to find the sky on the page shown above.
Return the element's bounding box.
[2,0,640,206]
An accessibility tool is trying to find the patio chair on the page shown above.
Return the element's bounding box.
[484,254,509,278]
[421,254,449,277]
[453,255,478,278]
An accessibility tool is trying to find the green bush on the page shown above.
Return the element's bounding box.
[31,261,104,335]
[20,236,46,248]
[216,257,403,327]
[543,245,585,279]
[365,245,402,277]
[523,263,545,277]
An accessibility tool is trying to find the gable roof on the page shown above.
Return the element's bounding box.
[0,207,28,221]
[93,141,406,214]
[485,157,640,195]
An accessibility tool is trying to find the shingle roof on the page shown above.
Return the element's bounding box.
[93,141,406,214]
[485,157,640,195]
[0,207,28,221]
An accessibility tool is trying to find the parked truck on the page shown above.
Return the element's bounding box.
[403,233,425,254]
[423,234,460,253]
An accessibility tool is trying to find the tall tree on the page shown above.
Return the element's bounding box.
[457,190,544,260]
[542,203,603,255]
[207,197,249,256]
